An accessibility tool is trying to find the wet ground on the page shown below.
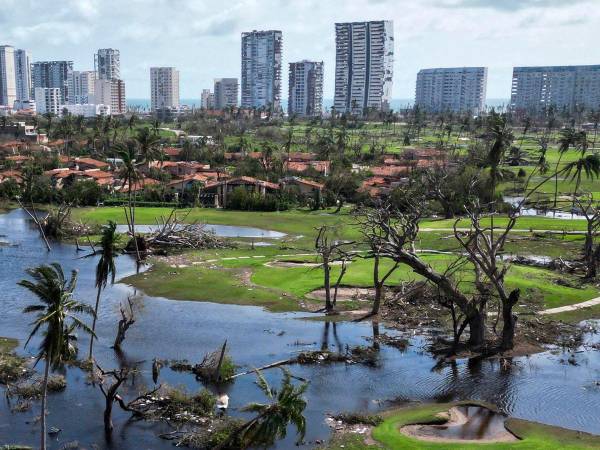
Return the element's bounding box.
[1,209,600,449]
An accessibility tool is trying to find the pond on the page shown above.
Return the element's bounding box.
[114,223,287,238]
[504,196,587,220]
[1,208,600,449]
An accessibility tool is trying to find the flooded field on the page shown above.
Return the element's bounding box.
[1,209,600,448]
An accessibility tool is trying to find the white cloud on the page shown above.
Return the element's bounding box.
[2,0,598,99]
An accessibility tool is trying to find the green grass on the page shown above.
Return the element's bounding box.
[421,216,588,232]
[121,261,306,312]
[72,206,358,245]
[325,402,600,449]
[123,250,599,313]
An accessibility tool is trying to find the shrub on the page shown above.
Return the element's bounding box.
[226,187,288,212]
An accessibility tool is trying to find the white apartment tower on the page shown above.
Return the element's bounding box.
[334,21,394,115]
[34,87,61,115]
[68,70,96,104]
[241,30,282,110]
[14,49,32,103]
[511,65,600,113]
[0,46,16,107]
[415,67,488,114]
[214,78,238,109]
[288,61,323,117]
[150,67,180,111]
[95,48,120,80]
[201,89,214,109]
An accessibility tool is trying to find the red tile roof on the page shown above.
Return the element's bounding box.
[73,157,108,168]
[204,176,279,190]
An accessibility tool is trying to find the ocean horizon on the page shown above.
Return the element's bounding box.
[127,98,510,111]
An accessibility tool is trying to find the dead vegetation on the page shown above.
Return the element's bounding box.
[146,210,229,251]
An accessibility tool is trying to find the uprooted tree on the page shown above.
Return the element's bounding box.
[364,199,521,351]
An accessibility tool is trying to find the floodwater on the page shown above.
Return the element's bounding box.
[504,196,587,220]
[1,208,600,448]
[114,223,287,238]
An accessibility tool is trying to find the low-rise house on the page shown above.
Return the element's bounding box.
[280,176,324,196]
[163,147,181,161]
[5,155,33,166]
[202,176,279,208]
[0,169,23,184]
[70,157,109,171]
[284,160,330,176]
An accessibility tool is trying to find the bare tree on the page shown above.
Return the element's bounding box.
[314,226,355,313]
[354,206,401,317]
[370,203,489,349]
[454,201,521,350]
[113,297,136,351]
[95,365,131,435]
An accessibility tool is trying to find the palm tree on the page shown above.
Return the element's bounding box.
[218,369,308,449]
[18,263,94,450]
[134,127,161,163]
[564,153,600,199]
[116,142,143,261]
[88,222,120,360]
[128,113,138,135]
[553,128,586,208]
[43,112,54,137]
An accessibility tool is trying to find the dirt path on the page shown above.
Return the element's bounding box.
[538,296,600,315]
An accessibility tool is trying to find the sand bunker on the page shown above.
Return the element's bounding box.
[400,405,518,443]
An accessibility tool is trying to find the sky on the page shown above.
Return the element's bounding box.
[2,0,599,100]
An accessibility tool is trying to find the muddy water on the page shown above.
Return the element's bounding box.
[1,208,600,449]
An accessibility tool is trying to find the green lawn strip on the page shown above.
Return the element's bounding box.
[421,216,588,232]
[357,402,600,450]
[505,266,599,309]
[73,206,359,240]
[249,254,597,309]
[120,261,302,312]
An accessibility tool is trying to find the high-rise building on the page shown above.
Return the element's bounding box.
[14,49,32,103]
[67,70,96,104]
[201,89,214,109]
[0,46,16,107]
[214,78,238,109]
[288,61,323,117]
[150,67,179,111]
[511,65,600,113]
[34,87,61,115]
[415,67,488,114]
[334,21,394,115]
[241,30,282,110]
[95,48,120,80]
[32,60,73,103]
[94,78,126,115]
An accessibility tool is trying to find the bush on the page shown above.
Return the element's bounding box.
[0,178,21,200]
[226,187,288,211]
[62,179,106,206]
[333,412,383,426]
